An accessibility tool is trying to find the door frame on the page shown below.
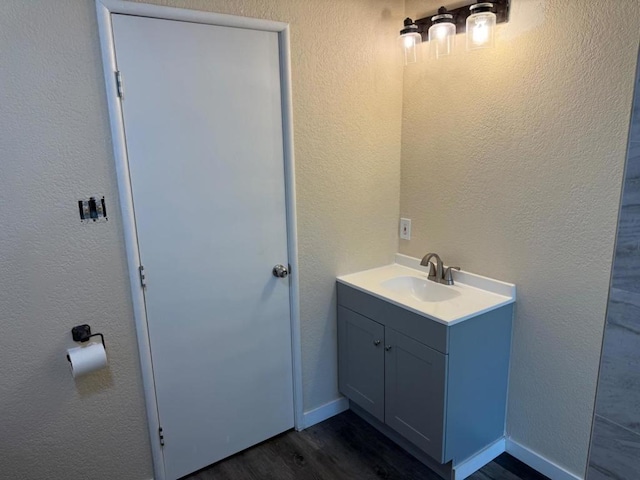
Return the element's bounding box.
[95,2,304,478]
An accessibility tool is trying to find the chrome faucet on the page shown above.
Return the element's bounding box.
[420,253,460,285]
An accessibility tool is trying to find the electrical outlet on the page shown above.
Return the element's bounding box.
[400,218,411,240]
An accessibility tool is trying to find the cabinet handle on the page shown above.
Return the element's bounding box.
[373,340,381,346]
[385,345,392,351]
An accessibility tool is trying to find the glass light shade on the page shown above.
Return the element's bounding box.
[400,32,422,65]
[466,5,496,51]
[428,21,455,59]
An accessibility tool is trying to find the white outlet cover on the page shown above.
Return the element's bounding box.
[400,218,411,240]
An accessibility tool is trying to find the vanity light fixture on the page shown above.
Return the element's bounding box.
[399,0,510,62]
[399,17,422,65]
[428,7,456,59]
[466,2,497,50]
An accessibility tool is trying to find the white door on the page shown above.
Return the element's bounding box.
[111,15,294,480]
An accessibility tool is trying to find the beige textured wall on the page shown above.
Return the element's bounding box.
[0,1,403,479]
[401,0,640,476]
[0,2,152,479]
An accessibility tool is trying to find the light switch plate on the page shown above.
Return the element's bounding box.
[400,218,411,240]
[78,196,108,223]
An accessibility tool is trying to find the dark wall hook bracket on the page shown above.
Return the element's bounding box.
[71,324,106,349]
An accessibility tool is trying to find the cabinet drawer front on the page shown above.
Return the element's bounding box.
[338,306,385,422]
[337,283,448,354]
[384,328,447,463]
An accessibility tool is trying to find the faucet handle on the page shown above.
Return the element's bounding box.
[443,266,460,285]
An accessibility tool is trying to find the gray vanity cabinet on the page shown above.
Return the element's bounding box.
[384,328,447,462]
[337,306,385,422]
[338,305,447,463]
[337,281,513,470]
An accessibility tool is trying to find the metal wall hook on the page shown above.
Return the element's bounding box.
[71,324,106,349]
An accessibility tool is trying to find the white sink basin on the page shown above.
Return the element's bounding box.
[337,254,516,325]
[380,275,461,303]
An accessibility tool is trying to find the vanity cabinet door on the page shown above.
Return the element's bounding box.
[384,328,448,462]
[338,306,385,422]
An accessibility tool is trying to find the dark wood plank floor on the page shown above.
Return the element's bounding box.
[184,410,549,480]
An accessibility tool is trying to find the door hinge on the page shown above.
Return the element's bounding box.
[159,426,165,447]
[139,265,146,288]
[115,70,124,99]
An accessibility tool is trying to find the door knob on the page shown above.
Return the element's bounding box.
[385,345,392,351]
[373,340,381,346]
[272,264,289,278]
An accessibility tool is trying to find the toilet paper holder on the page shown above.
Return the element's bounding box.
[67,325,109,377]
[70,324,106,349]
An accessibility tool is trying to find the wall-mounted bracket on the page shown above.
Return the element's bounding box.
[71,324,106,349]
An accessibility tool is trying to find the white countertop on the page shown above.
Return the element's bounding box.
[337,254,516,326]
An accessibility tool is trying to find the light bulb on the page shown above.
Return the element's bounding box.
[428,11,455,59]
[404,35,416,49]
[472,20,489,45]
[466,3,496,51]
[434,24,449,40]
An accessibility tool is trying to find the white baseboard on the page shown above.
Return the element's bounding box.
[301,396,349,429]
[506,438,582,480]
[453,437,506,480]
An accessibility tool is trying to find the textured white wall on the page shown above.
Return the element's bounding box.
[0,0,403,478]
[0,2,153,479]
[400,0,640,476]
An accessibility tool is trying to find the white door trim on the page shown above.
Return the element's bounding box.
[95,2,303,479]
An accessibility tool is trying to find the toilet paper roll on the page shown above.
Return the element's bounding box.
[67,342,108,378]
